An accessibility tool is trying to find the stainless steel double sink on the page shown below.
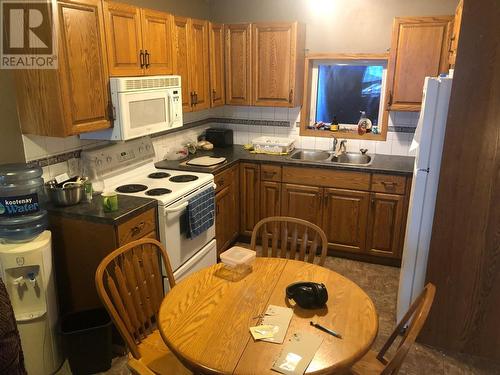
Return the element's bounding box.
[288,150,372,165]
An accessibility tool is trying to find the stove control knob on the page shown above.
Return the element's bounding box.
[96,158,103,167]
[145,144,151,151]
[139,146,144,153]
[106,156,112,163]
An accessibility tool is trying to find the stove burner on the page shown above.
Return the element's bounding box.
[148,172,171,179]
[145,188,172,196]
[115,184,148,193]
[170,175,199,183]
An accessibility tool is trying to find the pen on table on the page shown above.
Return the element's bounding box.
[310,321,343,339]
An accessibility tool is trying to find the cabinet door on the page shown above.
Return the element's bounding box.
[260,181,281,220]
[281,184,323,226]
[449,0,463,67]
[215,186,231,255]
[322,188,370,254]
[103,1,143,76]
[140,9,173,75]
[366,193,405,259]
[209,22,225,107]
[225,23,252,105]
[189,19,210,111]
[252,22,296,107]
[172,16,192,112]
[385,16,452,111]
[240,163,260,236]
[57,0,111,134]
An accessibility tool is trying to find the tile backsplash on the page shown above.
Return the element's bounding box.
[22,105,418,181]
[210,106,419,156]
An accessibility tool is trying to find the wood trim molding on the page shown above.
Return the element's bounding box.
[300,53,389,141]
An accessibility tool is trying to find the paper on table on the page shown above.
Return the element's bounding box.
[271,332,323,375]
[249,325,276,340]
[260,305,293,344]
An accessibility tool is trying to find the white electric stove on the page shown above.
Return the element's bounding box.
[81,137,217,289]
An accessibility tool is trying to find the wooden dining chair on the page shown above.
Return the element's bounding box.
[250,216,329,266]
[95,238,191,375]
[350,283,436,375]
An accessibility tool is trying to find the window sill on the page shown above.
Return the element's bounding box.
[300,128,387,141]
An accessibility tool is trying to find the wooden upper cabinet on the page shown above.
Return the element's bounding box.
[15,0,111,137]
[103,1,143,76]
[449,0,463,67]
[172,16,192,112]
[322,189,370,254]
[140,9,173,75]
[103,1,173,76]
[225,23,252,105]
[209,22,225,107]
[281,184,323,227]
[252,22,305,107]
[366,193,405,259]
[189,19,210,111]
[385,16,453,112]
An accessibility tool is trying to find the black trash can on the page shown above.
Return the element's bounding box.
[61,308,113,374]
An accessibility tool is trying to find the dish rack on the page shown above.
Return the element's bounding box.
[251,136,295,154]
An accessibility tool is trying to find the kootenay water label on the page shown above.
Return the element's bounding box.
[0,193,40,217]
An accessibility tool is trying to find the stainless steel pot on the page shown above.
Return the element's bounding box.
[45,182,84,206]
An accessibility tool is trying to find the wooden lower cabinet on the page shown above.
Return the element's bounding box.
[49,206,158,314]
[214,165,239,255]
[281,184,323,226]
[240,163,261,236]
[260,181,281,219]
[366,193,405,258]
[322,188,370,254]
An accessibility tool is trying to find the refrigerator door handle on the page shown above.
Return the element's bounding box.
[417,168,430,173]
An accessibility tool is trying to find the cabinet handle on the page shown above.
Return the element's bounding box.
[190,92,195,106]
[219,178,225,187]
[381,181,397,188]
[145,50,150,68]
[263,171,276,177]
[289,89,293,103]
[131,221,146,236]
[387,90,393,107]
[212,88,217,101]
[194,91,199,104]
[139,50,145,68]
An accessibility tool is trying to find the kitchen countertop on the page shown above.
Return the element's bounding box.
[46,194,157,225]
[154,145,415,176]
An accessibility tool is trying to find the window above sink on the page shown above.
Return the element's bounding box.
[300,53,389,141]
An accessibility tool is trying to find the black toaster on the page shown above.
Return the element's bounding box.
[205,128,234,148]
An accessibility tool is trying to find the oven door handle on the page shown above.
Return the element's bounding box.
[165,201,189,214]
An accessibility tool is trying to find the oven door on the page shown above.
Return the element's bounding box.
[158,186,216,272]
[117,89,174,140]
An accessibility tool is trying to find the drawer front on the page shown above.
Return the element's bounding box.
[117,208,157,246]
[261,164,282,182]
[371,174,407,195]
[282,166,371,190]
[214,165,237,193]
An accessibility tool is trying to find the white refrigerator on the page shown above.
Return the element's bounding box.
[397,76,453,322]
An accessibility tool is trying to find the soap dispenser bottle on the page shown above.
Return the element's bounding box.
[357,111,372,135]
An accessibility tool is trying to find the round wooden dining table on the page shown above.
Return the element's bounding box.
[158,258,378,374]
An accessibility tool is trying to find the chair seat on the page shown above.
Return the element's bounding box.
[350,349,386,375]
[127,330,192,375]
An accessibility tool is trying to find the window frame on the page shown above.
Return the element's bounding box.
[300,53,390,141]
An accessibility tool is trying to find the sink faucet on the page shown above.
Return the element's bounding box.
[332,137,338,154]
[339,140,347,154]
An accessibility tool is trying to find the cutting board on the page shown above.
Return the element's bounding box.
[186,156,227,167]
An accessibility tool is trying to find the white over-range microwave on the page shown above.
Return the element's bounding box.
[80,75,183,141]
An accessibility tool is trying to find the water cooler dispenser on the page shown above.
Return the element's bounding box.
[0,231,62,374]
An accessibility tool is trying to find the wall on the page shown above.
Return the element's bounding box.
[211,0,458,52]
[0,70,26,164]
[210,0,457,154]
